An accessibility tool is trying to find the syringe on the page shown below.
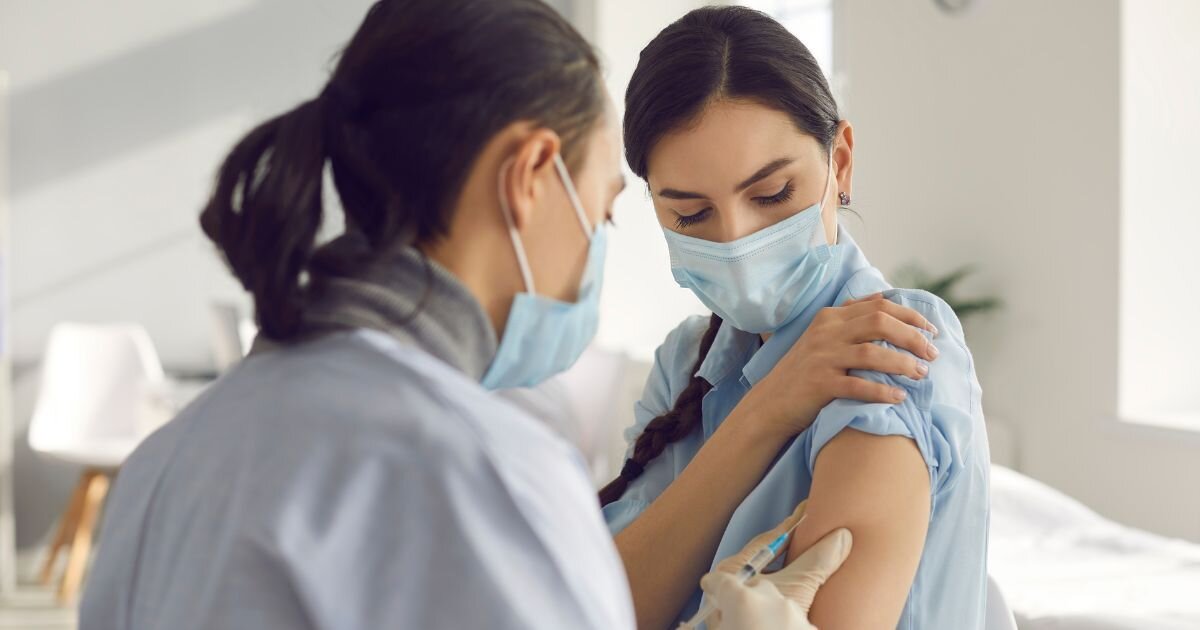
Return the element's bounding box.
[678,514,807,630]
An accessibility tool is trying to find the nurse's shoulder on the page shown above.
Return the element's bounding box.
[221,331,621,627]
[323,329,584,464]
[159,328,584,495]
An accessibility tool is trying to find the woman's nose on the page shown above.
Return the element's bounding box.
[715,204,757,243]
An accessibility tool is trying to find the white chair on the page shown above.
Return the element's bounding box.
[208,302,255,373]
[495,345,651,486]
[29,322,168,603]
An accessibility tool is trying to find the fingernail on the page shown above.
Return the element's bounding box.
[927,341,940,359]
[927,322,940,336]
[915,361,929,377]
[892,388,907,402]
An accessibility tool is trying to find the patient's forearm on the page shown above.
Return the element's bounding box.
[614,408,787,630]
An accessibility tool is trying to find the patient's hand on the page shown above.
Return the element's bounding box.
[742,294,939,444]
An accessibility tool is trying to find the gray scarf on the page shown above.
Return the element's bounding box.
[289,241,499,381]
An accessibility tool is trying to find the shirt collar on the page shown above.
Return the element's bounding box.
[695,323,762,386]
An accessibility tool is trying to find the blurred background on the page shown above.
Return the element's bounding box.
[1,0,1198,628]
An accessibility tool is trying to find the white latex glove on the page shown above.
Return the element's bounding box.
[699,501,852,630]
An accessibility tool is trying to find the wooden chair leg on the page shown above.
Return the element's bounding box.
[57,470,110,604]
[39,471,91,586]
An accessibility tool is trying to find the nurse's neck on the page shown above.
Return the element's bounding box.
[421,171,524,342]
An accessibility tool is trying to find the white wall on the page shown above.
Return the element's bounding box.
[590,0,711,361]
[2,0,708,369]
[837,0,1200,541]
[0,0,377,549]
[1,0,377,372]
[1119,0,1200,424]
[0,70,18,589]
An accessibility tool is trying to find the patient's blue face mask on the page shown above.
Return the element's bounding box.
[482,154,607,390]
[662,151,838,334]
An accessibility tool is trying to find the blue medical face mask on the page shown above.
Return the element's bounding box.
[662,152,838,334]
[481,154,607,390]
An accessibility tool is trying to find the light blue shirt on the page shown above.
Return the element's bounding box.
[604,227,991,629]
[81,329,635,630]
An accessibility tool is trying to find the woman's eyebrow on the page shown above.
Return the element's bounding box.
[656,187,706,200]
[734,157,794,192]
[655,156,795,201]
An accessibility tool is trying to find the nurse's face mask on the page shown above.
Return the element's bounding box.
[662,150,838,334]
[481,154,607,390]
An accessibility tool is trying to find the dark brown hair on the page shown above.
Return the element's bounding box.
[200,0,605,340]
[599,6,839,506]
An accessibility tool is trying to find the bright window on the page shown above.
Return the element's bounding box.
[1119,0,1200,430]
[741,0,833,77]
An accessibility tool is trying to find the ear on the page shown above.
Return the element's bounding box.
[503,128,563,231]
[833,120,855,201]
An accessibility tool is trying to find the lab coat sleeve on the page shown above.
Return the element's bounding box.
[265,430,619,630]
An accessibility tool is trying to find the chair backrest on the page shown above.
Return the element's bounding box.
[496,345,650,485]
[28,322,165,454]
[208,302,250,372]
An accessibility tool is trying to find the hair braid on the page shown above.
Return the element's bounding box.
[599,314,723,506]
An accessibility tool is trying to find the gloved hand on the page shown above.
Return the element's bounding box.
[699,501,852,630]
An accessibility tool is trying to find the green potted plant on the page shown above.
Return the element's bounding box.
[893,264,1001,322]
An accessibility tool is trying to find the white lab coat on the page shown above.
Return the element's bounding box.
[80,329,635,630]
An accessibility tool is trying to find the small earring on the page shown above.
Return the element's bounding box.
[838,191,851,206]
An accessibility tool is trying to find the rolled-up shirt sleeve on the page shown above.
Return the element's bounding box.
[804,293,952,495]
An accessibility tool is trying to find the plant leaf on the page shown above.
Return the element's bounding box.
[924,265,976,297]
[950,298,1002,318]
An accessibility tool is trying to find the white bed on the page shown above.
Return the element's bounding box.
[989,465,1200,630]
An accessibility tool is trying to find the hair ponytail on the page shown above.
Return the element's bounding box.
[599,314,723,507]
[199,0,604,340]
[200,97,329,340]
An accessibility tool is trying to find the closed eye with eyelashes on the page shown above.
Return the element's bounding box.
[672,180,797,230]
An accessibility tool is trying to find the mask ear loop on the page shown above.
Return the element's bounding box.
[811,148,837,248]
[553,153,594,239]
[497,159,537,295]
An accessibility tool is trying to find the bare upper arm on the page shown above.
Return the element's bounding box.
[784,428,931,630]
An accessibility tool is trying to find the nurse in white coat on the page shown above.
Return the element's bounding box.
[79,1,850,628]
[80,1,632,627]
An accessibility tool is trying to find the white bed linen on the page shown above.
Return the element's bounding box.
[989,465,1200,630]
